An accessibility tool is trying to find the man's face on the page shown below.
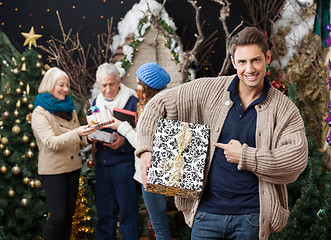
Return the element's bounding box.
[98,74,121,100]
[231,44,271,91]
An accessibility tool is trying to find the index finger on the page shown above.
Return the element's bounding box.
[213,142,227,149]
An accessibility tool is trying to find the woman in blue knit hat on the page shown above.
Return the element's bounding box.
[104,62,172,239]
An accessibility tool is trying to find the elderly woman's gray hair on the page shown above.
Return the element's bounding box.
[96,63,121,84]
[38,67,69,94]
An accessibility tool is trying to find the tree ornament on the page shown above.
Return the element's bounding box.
[11,165,20,175]
[8,189,15,198]
[22,96,28,104]
[38,54,42,59]
[0,144,4,150]
[297,0,314,8]
[12,125,21,135]
[15,119,21,124]
[2,111,9,119]
[35,179,41,188]
[21,27,42,49]
[0,165,7,174]
[0,94,3,100]
[30,142,36,148]
[1,137,8,145]
[16,100,21,108]
[16,88,22,94]
[36,62,41,68]
[3,148,11,156]
[19,81,24,86]
[28,103,34,111]
[29,180,36,188]
[21,62,26,71]
[21,198,28,207]
[13,68,19,75]
[26,113,32,123]
[41,70,46,75]
[14,109,19,117]
[27,149,34,158]
[88,160,94,168]
[26,84,30,96]
[21,56,25,62]
[23,177,30,185]
[22,135,29,143]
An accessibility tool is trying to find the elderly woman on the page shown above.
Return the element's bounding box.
[31,67,96,240]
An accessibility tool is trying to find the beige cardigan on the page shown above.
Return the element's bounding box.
[31,106,89,175]
[136,75,308,239]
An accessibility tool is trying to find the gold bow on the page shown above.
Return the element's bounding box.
[158,122,192,196]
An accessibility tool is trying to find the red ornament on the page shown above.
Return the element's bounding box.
[88,160,94,168]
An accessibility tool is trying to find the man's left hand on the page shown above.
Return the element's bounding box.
[103,132,124,150]
[213,139,242,164]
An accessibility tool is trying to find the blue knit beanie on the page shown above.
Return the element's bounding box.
[136,62,170,90]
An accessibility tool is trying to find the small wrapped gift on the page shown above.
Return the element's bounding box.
[146,118,210,199]
[88,130,116,143]
[86,106,113,130]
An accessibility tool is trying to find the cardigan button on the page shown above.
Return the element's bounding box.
[78,153,81,156]
[225,101,230,106]
[215,127,220,132]
[70,156,74,159]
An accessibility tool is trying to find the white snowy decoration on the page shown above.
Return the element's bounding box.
[272,0,315,69]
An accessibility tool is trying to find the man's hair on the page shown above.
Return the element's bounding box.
[38,67,69,94]
[96,63,121,83]
[229,27,268,57]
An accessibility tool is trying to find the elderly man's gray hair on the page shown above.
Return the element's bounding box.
[96,63,121,83]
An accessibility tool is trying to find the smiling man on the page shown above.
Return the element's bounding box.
[136,27,308,240]
[92,63,140,240]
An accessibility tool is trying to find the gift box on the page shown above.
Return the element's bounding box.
[146,118,210,199]
[86,106,113,130]
[88,130,116,143]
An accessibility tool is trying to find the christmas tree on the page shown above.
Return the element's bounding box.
[0,30,47,239]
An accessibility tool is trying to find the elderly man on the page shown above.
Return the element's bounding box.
[92,63,139,240]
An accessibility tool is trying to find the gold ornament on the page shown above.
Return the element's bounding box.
[21,62,26,71]
[0,165,7,174]
[30,142,36,148]
[8,189,15,198]
[2,111,9,119]
[13,68,19,75]
[0,94,3,100]
[22,135,29,143]
[35,179,41,188]
[16,100,21,108]
[23,177,30,185]
[14,109,19,117]
[21,198,28,207]
[27,149,34,158]
[12,125,21,135]
[29,180,36,188]
[21,27,42,49]
[38,54,42,59]
[16,88,22,94]
[36,62,41,68]
[26,84,30,96]
[21,56,25,62]
[15,119,21,124]
[11,57,18,65]
[22,96,28,104]
[11,165,20,175]
[28,103,34,111]
[41,70,46,75]
[0,144,4,150]
[26,113,32,123]
[19,81,24,86]
[3,148,11,156]
[1,137,8,145]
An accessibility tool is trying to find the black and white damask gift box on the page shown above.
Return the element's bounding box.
[146,118,210,199]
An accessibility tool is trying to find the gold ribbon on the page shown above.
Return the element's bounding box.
[158,122,192,196]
